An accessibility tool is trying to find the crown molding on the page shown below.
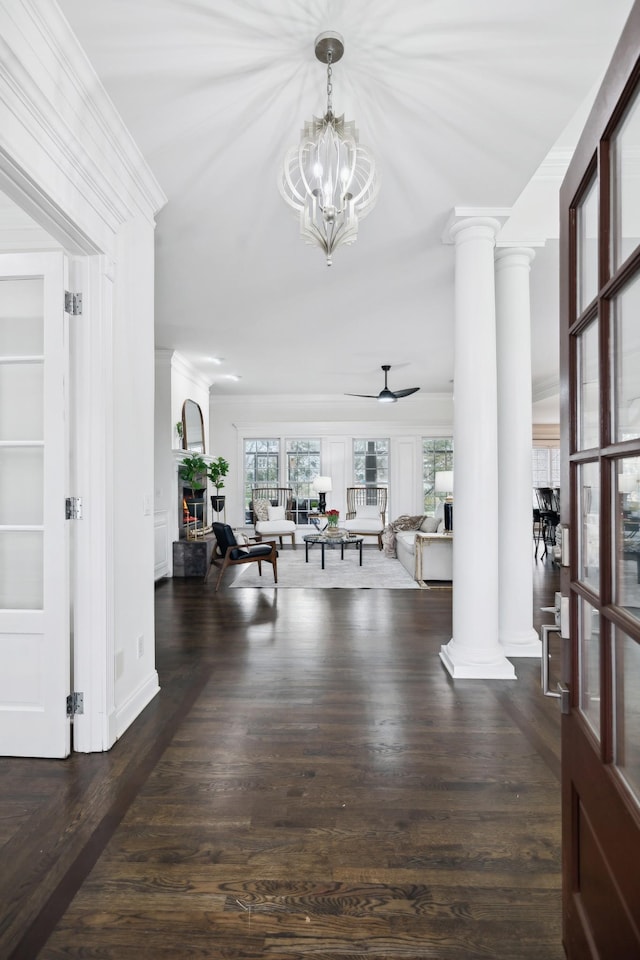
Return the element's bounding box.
[0,0,166,252]
[532,149,574,182]
[170,350,214,391]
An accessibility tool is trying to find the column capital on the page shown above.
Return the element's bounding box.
[442,207,511,245]
[494,246,537,269]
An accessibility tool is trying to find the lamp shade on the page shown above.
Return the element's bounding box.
[312,476,332,494]
[435,471,454,495]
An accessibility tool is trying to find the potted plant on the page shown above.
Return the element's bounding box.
[179,453,207,496]
[207,456,230,515]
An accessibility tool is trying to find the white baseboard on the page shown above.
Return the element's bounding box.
[114,671,161,741]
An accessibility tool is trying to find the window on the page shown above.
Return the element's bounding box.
[286,438,321,524]
[353,439,389,487]
[422,438,454,514]
[244,439,279,522]
[532,447,560,505]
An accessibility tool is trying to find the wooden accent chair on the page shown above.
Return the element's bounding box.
[205,522,277,592]
[251,486,297,548]
[343,486,388,550]
[534,487,560,559]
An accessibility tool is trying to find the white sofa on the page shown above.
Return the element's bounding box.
[393,504,453,583]
[396,528,453,583]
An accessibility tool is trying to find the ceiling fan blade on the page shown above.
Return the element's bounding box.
[392,387,420,398]
[346,367,420,401]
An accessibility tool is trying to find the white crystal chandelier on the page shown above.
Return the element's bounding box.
[279,32,379,266]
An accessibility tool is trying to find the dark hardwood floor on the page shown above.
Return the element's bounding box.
[0,552,562,959]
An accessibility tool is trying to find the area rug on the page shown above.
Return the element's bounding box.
[229,545,419,589]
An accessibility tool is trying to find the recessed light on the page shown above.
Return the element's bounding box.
[224,374,241,381]
[207,356,224,364]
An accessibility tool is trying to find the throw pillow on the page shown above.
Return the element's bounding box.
[355,505,380,519]
[420,517,439,533]
[268,504,285,521]
[253,498,270,522]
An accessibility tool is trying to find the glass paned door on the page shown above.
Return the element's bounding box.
[577,175,599,314]
[0,279,44,609]
[578,596,601,740]
[611,85,640,271]
[561,19,640,954]
[612,273,640,443]
[0,253,70,758]
[615,456,640,617]
[577,460,600,593]
[613,626,640,799]
[576,318,599,451]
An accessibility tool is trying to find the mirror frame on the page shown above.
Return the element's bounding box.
[181,399,205,453]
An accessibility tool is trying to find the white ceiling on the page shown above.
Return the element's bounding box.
[44,1,637,408]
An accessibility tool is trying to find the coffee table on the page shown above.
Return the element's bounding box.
[303,532,364,570]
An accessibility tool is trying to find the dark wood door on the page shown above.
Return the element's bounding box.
[560,5,640,956]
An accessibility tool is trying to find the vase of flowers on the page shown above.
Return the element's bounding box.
[325,509,340,535]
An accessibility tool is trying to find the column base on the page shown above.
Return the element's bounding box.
[440,640,517,679]
[500,628,542,658]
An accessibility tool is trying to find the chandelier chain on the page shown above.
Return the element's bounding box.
[326,51,333,116]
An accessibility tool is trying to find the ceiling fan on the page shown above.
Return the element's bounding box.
[346,365,420,403]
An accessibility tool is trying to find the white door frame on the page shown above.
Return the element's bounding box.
[67,254,116,752]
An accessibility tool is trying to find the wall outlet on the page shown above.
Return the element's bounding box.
[136,634,144,659]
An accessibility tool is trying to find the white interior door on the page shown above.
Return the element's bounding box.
[0,251,70,757]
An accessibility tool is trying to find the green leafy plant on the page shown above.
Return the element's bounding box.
[207,456,230,493]
[179,454,207,496]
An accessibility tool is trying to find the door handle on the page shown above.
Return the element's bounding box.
[558,682,571,715]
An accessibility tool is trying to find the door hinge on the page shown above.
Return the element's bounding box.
[66,691,84,716]
[64,291,83,315]
[65,496,83,520]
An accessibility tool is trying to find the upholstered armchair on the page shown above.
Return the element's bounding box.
[252,486,297,548]
[343,486,388,549]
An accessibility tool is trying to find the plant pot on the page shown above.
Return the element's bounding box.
[211,495,226,515]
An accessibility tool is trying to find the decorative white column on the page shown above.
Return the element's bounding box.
[495,247,541,657]
[440,217,516,680]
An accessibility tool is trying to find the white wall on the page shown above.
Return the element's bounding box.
[209,392,454,526]
[111,216,159,740]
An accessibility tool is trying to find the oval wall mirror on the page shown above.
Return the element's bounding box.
[182,399,205,453]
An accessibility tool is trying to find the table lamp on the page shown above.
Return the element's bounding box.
[312,476,332,514]
[435,471,454,531]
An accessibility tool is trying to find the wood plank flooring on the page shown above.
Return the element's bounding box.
[0,552,562,959]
